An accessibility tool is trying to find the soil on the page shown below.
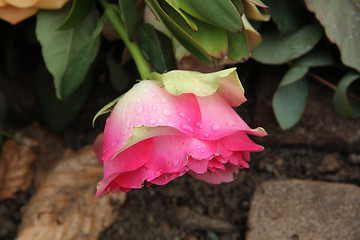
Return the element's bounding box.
[0,61,359,240]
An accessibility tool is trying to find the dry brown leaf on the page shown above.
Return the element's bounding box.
[16,146,126,240]
[21,122,65,188]
[0,139,37,200]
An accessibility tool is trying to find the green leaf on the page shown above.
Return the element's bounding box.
[251,23,323,64]
[36,63,92,132]
[294,46,335,67]
[304,0,360,72]
[227,30,250,61]
[165,0,243,32]
[333,72,360,118]
[61,14,104,99]
[118,0,138,40]
[263,0,309,34]
[140,23,177,73]
[93,96,122,126]
[57,0,92,30]
[273,78,309,129]
[148,0,218,64]
[36,4,100,100]
[279,65,308,88]
[106,54,130,92]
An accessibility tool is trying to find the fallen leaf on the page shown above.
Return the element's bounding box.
[21,122,65,188]
[0,139,37,200]
[16,146,126,240]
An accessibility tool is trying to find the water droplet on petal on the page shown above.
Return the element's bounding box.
[172,159,180,167]
[180,123,194,133]
[111,140,118,147]
[162,109,171,116]
[228,121,235,126]
[178,112,185,118]
[197,146,201,149]
[203,133,209,138]
[195,122,203,129]
[187,117,192,122]
[153,106,157,110]
[212,124,220,132]
[200,149,205,153]
[161,98,166,103]
[158,119,163,123]
[137,106,143,113]
[149,119,156,124]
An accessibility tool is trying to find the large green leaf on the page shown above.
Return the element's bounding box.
[304,0,360,72]
[36,63,92,132]
[333,72,360,118]
[251,23,323,64]
[294,46,335,67]
[273,78,309,129]
[57,0,92,30]
[227,30,250,61]
[140,23,177,73]
[118,0,138,40]
[148,0,228,64]
[36,4,100,100]
[263,0,309,34]
[165,0,243,32]
[279,65,308,88]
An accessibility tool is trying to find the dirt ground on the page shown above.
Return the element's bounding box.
[0,62,359,240]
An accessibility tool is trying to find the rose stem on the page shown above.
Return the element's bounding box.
[98,0,151,79]
[307,72,360,101]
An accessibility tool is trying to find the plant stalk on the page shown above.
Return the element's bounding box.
[98,0,151,79]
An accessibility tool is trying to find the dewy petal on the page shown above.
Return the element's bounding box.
[150,170,187,185]
[103,138,154,176]
[189,164,239,184]
[144,135,218,173]
[227,152,250,168]
[102,80,201,161]
[0,6,37,24]
[195,93,254,140]
[95,167,161,197]
[187,157,209,174]
[161,68,246,106]
[220,131,264,152]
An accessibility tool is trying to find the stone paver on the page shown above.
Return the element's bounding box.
[246,179,360,240]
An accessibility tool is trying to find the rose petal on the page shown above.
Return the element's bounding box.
[95,167,161,197]
[195,93,254,140]
[4,0,37,7]
[33,0,69,9]
[220,131,264,152]
[144,136,218,173]
[93,133,104,165]
[189,164,239,184]
[104,138,153,176]
[187,157,209,174]
[228,152,250,168]
[102,80,201,161]
[150,169,187,185]
[0,6,37,24]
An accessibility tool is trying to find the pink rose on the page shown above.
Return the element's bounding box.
[94,68,266,197]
